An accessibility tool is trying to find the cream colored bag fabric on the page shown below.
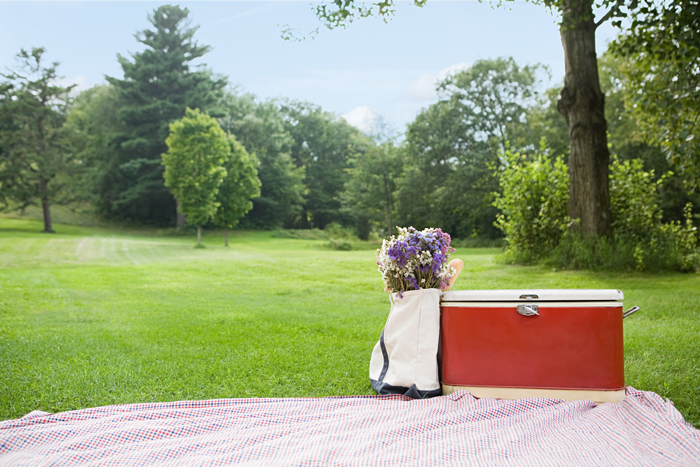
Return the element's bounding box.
[369,288,442,399]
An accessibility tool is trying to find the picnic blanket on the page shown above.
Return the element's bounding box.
[1,387,699,466]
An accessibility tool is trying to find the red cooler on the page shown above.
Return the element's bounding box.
[440,289,627,403]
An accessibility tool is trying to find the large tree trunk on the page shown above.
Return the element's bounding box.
[557,0,612,237]
[39,178,54,233]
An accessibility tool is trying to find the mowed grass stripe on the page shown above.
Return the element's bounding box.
[0,217,698,428]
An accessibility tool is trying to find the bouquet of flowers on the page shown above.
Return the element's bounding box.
[376,226,457,296]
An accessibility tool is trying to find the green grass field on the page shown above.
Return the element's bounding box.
[1,217,698,428]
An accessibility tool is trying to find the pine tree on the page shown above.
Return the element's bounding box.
[0,48,75,233]
[102,4,226,225]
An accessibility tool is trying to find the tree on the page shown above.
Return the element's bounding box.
[312,0,649,237]
[0,47,76,233]
[162,108,228,246]
[438,58,542,156]
[597,49,699,223]
[343,142,403,237]
[64,85,122,209]
[398,58,538,239]
[218,92,305,229]
[611,0,700,191]
[214,135,261,246]
[520,86,570,159]
[102,4,227,225]
[281,101,369,229]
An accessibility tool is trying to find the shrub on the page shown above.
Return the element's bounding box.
[328,239,352,251]
[272,229,329,240]
[450,237,506,248]
[493,147,569,264]
[323,222,357,240]
[495,149,699,272]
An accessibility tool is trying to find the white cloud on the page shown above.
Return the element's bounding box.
[404,62,470,101]
[342,105,385,136]
[57,75,91,95]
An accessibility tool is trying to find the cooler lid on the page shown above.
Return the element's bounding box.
[442,289,623,302]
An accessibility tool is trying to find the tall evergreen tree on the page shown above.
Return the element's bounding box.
[0,47,76,233]
[102,4,226,225]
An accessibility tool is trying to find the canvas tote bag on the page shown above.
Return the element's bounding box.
[369,288,442,399]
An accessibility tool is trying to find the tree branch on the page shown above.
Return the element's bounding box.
[595,0,625,29]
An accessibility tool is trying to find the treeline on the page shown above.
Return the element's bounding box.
[1,4,698,257]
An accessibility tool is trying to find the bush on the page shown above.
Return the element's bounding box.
[323,222,357,240]
[493,147,569,264]
[273,223,359,240]
[328,239,353,251]
[495,150,699,272]
[272,228,329,240]
[451,237,506,249]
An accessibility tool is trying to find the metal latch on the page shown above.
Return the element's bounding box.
[517,304,539,316]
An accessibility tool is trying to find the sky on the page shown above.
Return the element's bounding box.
[0,1,621,135]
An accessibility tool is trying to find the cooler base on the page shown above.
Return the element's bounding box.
[442,384,625,403]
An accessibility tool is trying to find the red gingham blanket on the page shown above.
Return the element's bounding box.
[1,388,699,466]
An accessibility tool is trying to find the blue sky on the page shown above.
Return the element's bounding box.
[0,1,620,134]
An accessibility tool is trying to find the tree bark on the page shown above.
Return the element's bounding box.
[39,178,54,233]
[558,0,612,237]
[197,226,202,245]
[224,228,229,247]
[176,201,186,229]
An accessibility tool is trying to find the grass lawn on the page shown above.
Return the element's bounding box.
[1,217,699,428]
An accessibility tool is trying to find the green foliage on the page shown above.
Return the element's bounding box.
[493,145,570,263]
[100,5,227,225]
[0,47,76,232]
[281,101,369,229]
[611,0,700,190]
[64,85,121,207]
[213,136,261,230]
[438,57,542,155]
[272,222,366,243]
[162,108,228,229]
[343,142,402,237]
[495,146,700,272]
[520,86,570,159]
[597,48,699,223]
[450,237,506,249]
[608,159,699,272]
[323,222,358,240]
[218,92,305,229]
[399,58,541,240]
[272,228,329,240]
[328,239,353,250]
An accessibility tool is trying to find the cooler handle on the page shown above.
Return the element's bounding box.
[623,306,640,319]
